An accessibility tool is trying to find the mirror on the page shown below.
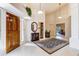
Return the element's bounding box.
[31,22,38,32]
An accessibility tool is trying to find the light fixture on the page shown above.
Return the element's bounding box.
[58,3,62,19]
[38,3,43,14]
[58,16,62,19]
[38,10,43,14]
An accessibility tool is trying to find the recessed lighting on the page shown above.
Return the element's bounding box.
[58,16,62,19]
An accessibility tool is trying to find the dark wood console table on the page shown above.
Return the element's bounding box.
[45,31,50,38]
[31,33,39,41]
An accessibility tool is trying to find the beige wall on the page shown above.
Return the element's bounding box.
[45,13,56,38]
[55,4,70,24]
[65,16,71,40]
[45,4,71,40]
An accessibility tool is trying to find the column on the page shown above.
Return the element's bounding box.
[69,4,79,49]
[1,8,6,52]
[24,17,32,42]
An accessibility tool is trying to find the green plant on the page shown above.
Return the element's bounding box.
[25,7,32,16]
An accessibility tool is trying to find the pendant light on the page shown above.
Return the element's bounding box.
[38,3,43,14]
[58,3,62,19]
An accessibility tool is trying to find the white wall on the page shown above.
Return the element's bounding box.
[0,9,1,50]
[69,4,79,50]
[0,8,6,52]
[25,18,32,42]
[20,18,25,45]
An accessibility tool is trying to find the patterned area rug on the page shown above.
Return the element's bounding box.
[34,38,69,54]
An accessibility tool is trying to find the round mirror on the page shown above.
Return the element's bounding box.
[31,22,38,32]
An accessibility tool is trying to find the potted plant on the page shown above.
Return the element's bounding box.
[25,7,32,17]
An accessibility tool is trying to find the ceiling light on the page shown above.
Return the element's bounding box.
[58,16,62,19]
[58,3,62,19]
[38,3,43,14]
[38,10,43,14]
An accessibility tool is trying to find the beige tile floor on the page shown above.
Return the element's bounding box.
[2,42,79,56]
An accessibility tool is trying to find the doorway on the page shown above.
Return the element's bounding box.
[56,23,65,39]
[6,13,20,53]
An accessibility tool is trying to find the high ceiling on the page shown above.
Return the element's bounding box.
[23,3,66,13]
[11,3,67,14]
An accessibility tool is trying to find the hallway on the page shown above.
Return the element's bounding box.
[0,3,79,56]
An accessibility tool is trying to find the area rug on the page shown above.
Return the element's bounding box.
[33,38,69,54]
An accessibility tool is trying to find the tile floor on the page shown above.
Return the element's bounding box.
[0,42,78,56]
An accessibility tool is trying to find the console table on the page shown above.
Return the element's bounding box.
[31,33,39,41]
[45,31,50,38]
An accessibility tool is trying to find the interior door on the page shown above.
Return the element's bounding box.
[6,13,20,53]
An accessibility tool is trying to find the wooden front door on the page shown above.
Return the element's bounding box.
[6,13,20,53]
